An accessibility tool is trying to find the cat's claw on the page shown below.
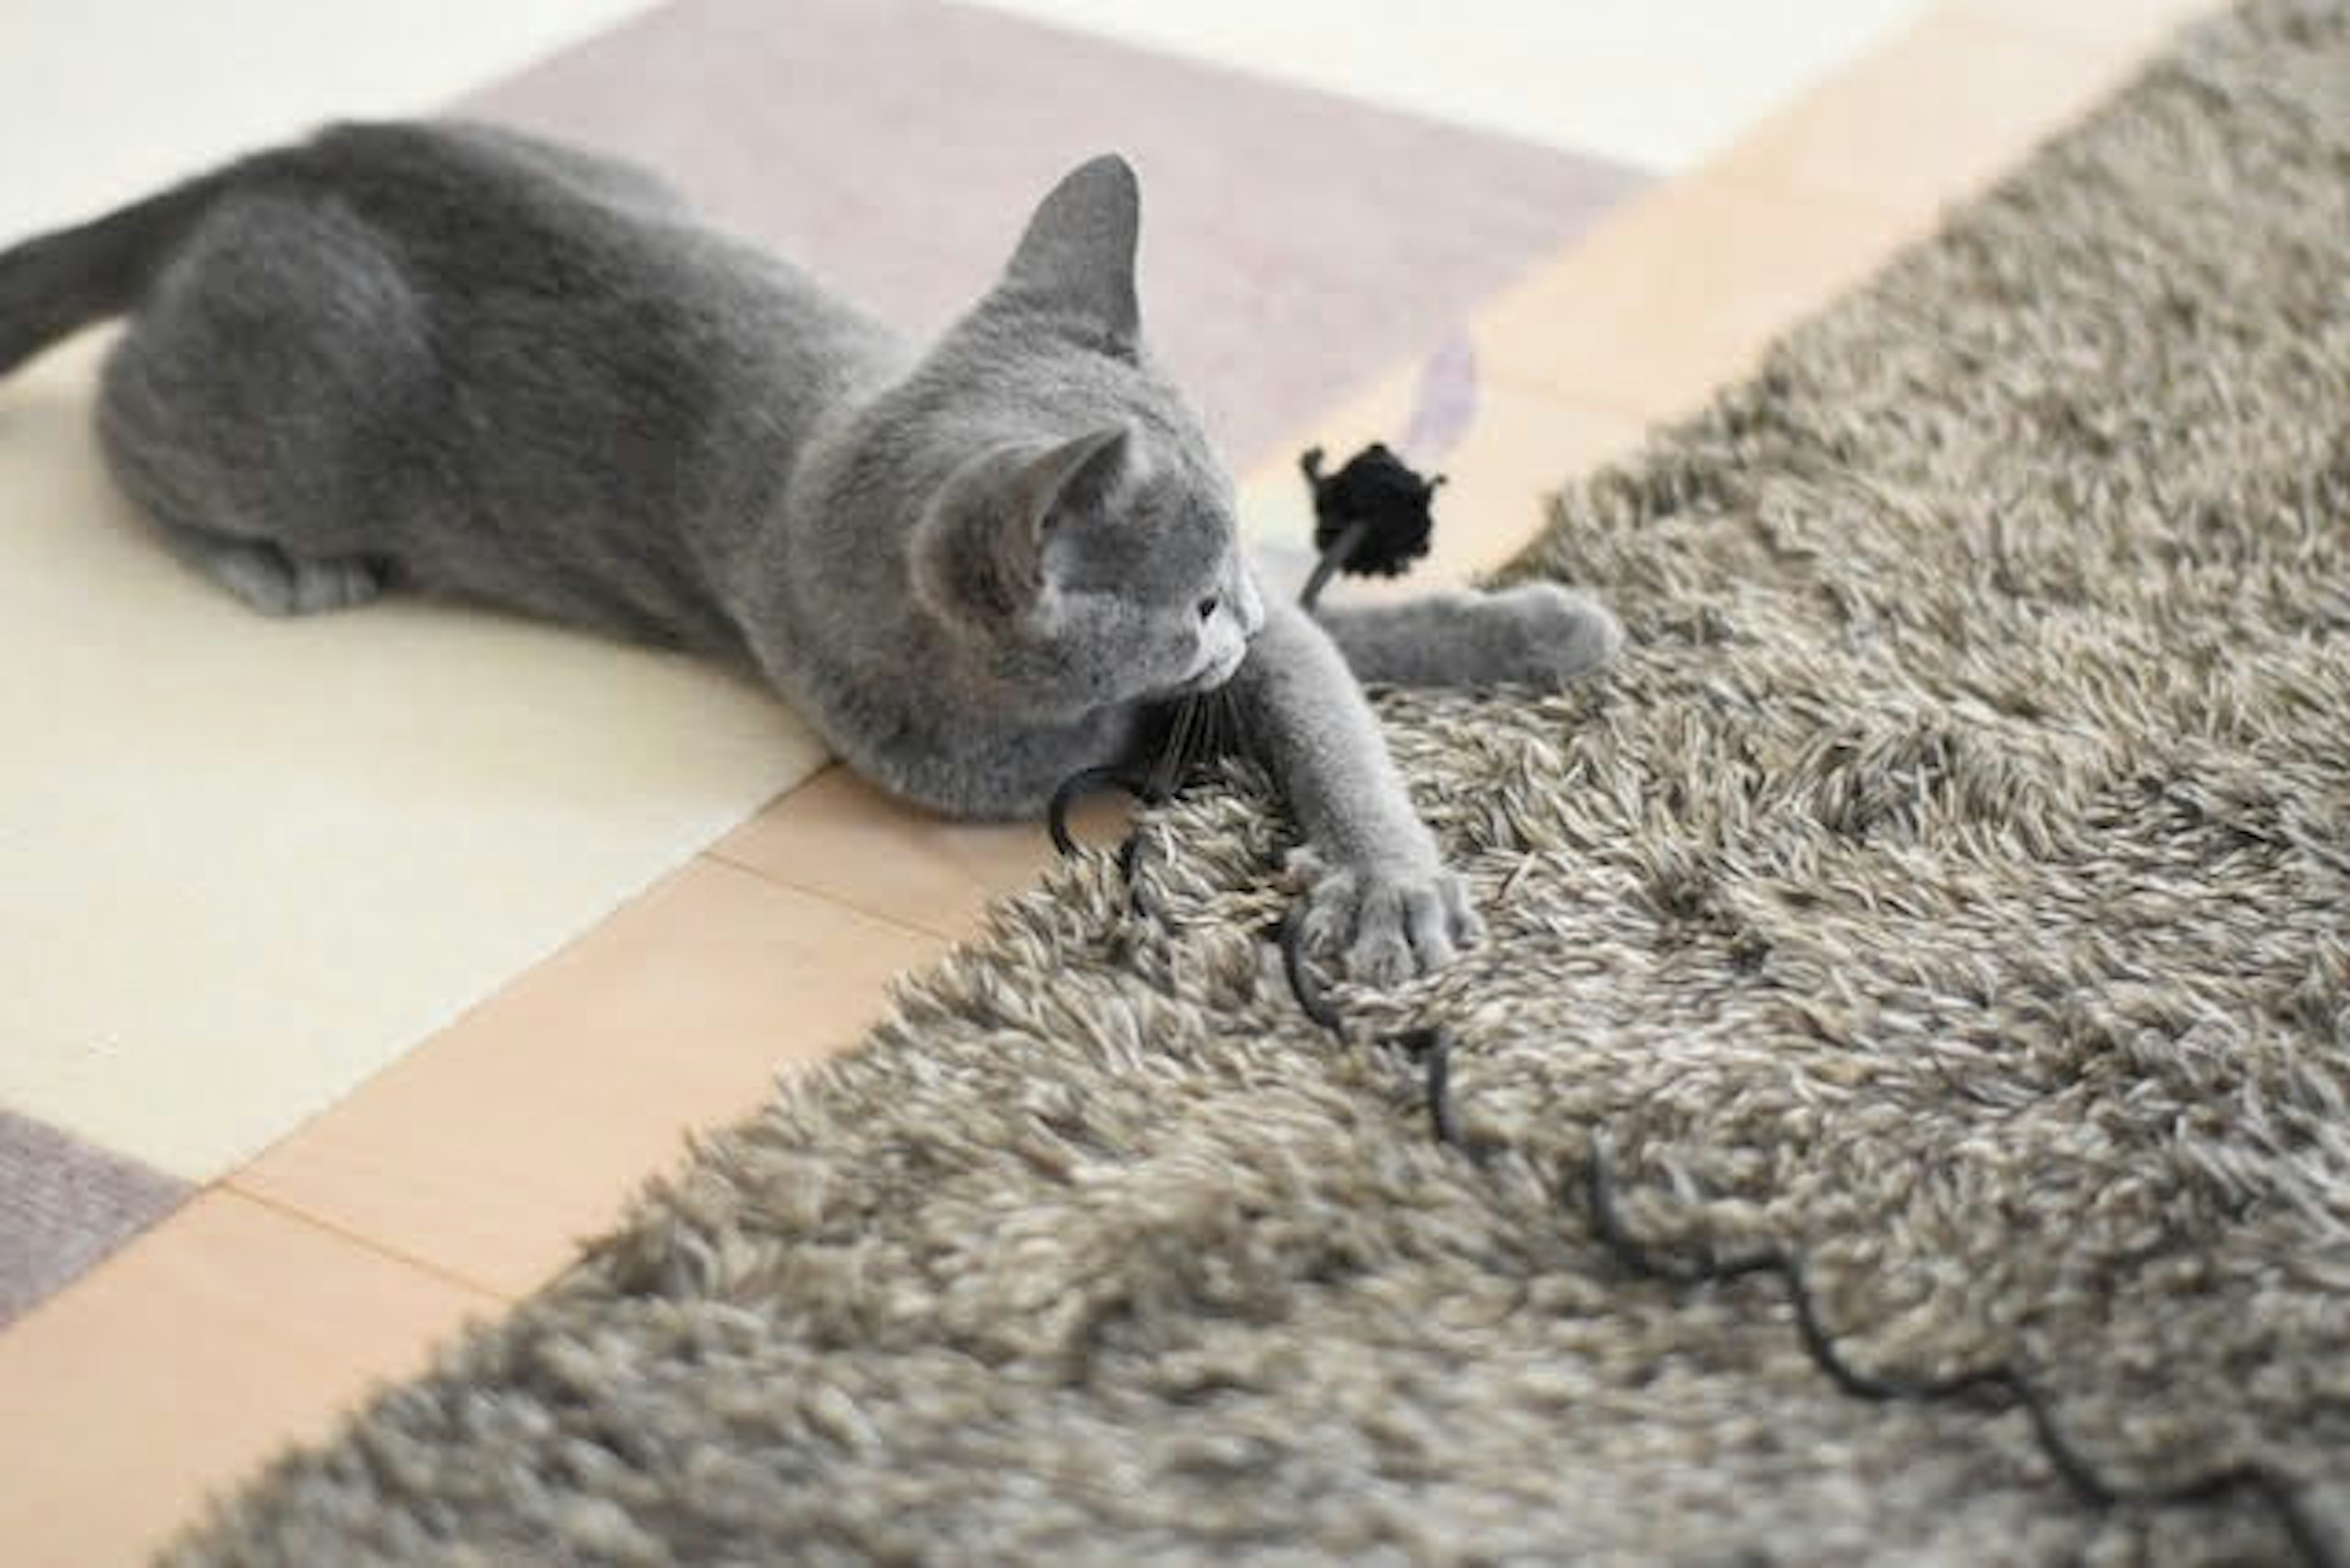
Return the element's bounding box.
[1300,857,1484,985]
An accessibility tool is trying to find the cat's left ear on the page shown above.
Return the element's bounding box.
[1015,424,1130,570]
[911,426,1131,630]
[996,154,1141,355]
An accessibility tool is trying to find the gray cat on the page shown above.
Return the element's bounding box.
[0,121,1620,980]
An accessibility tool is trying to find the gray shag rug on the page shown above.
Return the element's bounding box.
[177,3,2349,1562]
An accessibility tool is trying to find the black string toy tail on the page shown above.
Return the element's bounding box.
[1042,437,2333,1564]
[1274,930,2338,1567]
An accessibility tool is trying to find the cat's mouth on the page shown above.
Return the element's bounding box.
[1169,644,1247,696]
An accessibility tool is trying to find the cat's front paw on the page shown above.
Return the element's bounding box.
[1484,583,1624,687]
[1299,856,1485,985]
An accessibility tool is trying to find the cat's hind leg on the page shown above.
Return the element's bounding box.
[154,517,386,617]
[94,190,430,619]
[1311,583,1622,689]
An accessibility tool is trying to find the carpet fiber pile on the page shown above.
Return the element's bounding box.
[178,1,2347,1561]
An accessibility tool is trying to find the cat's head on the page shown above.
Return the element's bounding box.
[905,155,1264,719]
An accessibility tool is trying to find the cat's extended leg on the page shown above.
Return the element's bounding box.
[1228,597,1482,982]
[1312,583,1622,688]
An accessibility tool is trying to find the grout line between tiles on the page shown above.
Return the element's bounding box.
[696,849,977,946]
[217,1183,517,1305]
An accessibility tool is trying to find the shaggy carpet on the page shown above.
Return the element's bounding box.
[177,2,2348,1562]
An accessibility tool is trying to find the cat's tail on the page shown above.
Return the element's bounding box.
[0,160,256,378]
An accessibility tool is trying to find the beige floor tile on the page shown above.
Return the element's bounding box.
[231,858,946,1299]
[1240,368,1649,600]
[1471,171,1925,422]
[712,766,1137,941]
[0,1190,497,1567]
[1462,1,2189,426]
[1707,4,2167,227]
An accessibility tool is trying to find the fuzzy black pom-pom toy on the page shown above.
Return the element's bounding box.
[1297,442,1444,608]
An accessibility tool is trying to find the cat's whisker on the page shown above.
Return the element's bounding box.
[1207,684,1238,767]
[1155,692,1204,796]
[1149,679,1240,801]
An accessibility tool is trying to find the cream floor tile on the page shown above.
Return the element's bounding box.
[1240,363,1649,601]
[712,767,1138,942]
[1,0,649,239]
[1707,3,2184,227]
[1469,171,1927,422]
[0,331,822,1183]
[0,1190,498,1568]
[231,858,944,1299]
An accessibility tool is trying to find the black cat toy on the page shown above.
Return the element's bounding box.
[1295,441,1443,610]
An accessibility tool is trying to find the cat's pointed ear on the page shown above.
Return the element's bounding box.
[913,427,1131,628]
[997,154,1142,354]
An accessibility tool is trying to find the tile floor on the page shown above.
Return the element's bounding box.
[0,1,2214,1560]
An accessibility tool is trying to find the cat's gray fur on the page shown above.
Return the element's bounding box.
[0,121,1620,979]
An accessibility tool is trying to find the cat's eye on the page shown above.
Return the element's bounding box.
[1196,595,1220,622]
